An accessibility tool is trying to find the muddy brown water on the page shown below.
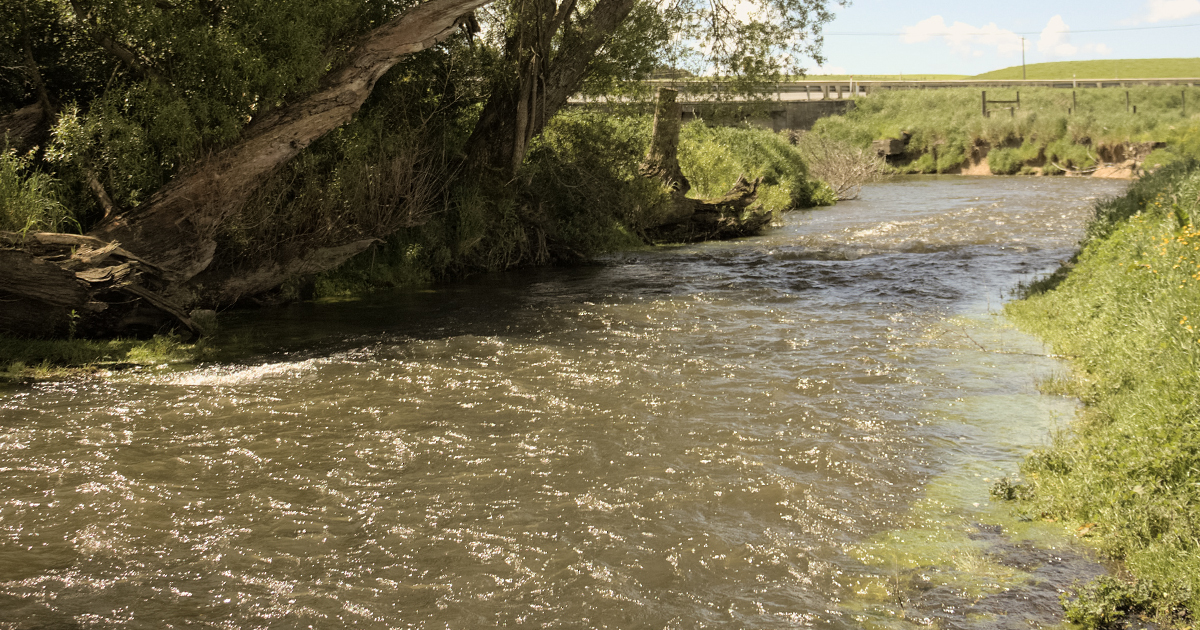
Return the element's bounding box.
[0,177,1128,629]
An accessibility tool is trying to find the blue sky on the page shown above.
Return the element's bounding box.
[806,0,1200,75]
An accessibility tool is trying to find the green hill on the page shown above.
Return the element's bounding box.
[972,58,1200,80]
[792,74,967,81]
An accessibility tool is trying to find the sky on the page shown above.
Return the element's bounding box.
[805,0,1200,75]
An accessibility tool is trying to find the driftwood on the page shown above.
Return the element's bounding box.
[0,0,497,338]
[639,88,772,242]
[0,232,196,338]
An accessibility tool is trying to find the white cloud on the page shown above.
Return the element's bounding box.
[1144,0,1200,22]
[902,16,1023,57]
[1037,16,1112,59]
[1038,15,1078,56]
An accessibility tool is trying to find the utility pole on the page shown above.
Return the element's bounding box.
[1021,37,1026,80]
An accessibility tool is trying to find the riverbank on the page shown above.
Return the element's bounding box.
[809,86,1200,176]
[1005,160,1200,628]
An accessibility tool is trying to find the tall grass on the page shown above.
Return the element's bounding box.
[0,147,76,233]
[812,86,1200,173]
[1005,159,1200,627]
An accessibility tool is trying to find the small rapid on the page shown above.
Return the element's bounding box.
[0,176,1127,628]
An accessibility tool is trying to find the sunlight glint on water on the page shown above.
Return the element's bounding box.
[0,176,1127,628]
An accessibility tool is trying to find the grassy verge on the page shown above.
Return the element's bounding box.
[1003,159,1200,628]
[810,86,1200,174]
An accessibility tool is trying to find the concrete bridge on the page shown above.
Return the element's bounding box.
[573,77,1200,132]
[659,77,1200,102]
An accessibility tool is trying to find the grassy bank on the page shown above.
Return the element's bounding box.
[0,334,218,382]
[1004,160,1200,627]
[809,86,1200,174]
[974,58,1200,81]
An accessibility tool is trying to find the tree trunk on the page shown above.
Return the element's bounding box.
[1,0,497,339]
[462,0,638,177]
[638,88,772,243]
[88,0,496,285]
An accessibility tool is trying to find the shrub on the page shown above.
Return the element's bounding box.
[988,147,1023,174]
[679,122,814,213]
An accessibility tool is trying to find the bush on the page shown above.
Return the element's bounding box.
[988,147,1023,174]
[679,122,815,213]
[794,132,887,199]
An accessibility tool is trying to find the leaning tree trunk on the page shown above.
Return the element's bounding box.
[0,0,496,339]
[461,0,638,177]
[638,88,773,243]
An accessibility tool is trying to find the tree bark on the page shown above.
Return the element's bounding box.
[2,0,497,338]
[462,0,638,177]
[638,88,690,195]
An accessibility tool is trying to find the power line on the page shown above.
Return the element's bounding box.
[826,22,1200,36]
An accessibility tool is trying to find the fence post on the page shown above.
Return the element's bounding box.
[981,91,987,117]
[1072,91,1077,113]
[1126,91,1130,113]
[1016,91,1020,109]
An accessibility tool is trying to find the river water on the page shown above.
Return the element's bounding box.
[0,177,1128,629]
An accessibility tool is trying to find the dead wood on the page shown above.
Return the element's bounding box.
[0,232,196,338]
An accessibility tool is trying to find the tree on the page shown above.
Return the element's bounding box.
[462,0,839,177]
[1,0,839,337]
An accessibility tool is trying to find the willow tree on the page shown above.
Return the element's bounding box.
[1,0,838,337]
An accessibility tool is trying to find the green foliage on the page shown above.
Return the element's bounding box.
[7,0,399,228]
[0,332,213,380]
[1006,160,1200,626]
[811,86,1200,175]
[0,146,75,233]
[988,141,1041,175]
[679,122,814,213]
[310,110,668,297]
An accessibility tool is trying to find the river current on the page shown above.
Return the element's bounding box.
[0,177,1128,629]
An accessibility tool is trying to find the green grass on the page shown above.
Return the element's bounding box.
[973,58,1200,80]
[1003,159,1200,628]
[0,333,220,382]
[789,74,968,82]
[810,85,1200,174]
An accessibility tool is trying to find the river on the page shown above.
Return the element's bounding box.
[0,176,1128,629]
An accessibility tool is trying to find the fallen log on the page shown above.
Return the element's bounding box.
[0,232,195,338]
[639,88,773,243]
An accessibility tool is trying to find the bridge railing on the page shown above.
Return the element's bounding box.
[639,78,1200,103]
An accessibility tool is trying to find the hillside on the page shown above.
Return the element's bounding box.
[794,74,967,81]
[973,58,1200,80]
